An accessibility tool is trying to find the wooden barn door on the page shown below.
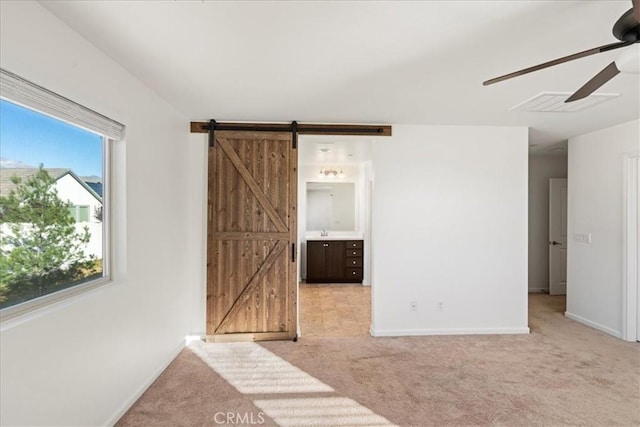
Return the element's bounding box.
[207,131,297,342]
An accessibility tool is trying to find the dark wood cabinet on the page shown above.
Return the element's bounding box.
[306,242,328,281]
[306,240,363,283]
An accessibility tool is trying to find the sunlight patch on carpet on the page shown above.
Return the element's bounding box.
[253,397,397,427]
[188,341,334,394]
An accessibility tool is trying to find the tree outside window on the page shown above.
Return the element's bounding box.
[0,167,101,308]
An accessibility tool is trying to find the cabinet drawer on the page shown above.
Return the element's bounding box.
[347,249,362,257]
[346,257,362,267]
[346,241,363,249]
[346,268,363,280]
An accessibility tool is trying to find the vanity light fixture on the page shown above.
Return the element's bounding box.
[318,167,345,178]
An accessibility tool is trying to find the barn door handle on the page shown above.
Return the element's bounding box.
[291,243,296,262]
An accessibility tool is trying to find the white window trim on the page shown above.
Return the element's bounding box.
[0,68,125,140]
[0,70,120,325]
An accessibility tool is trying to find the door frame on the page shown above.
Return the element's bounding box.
[296,137,377,338]
[192,121,392,341]
[622,152,639,342]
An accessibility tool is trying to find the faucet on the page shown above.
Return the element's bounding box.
[321,229,328,237]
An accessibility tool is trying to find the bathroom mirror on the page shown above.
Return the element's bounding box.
[306,182,355,232]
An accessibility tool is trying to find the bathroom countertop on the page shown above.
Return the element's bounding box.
[305,234,364,241]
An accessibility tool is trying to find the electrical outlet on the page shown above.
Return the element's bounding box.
[437,301,444,311]
[410,301,418,312]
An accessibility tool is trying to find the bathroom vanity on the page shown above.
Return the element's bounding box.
[306,239,363,283]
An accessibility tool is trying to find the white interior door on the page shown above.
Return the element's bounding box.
[549,178,568,295]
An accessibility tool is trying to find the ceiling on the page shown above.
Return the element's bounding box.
[41,1,639,150]
[298,135,373,166]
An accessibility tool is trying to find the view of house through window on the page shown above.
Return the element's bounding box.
[0,99,106,310]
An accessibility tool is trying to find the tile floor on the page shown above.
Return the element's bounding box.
[298,283,371,338]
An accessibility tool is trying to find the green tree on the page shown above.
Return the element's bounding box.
[0,167,94,307]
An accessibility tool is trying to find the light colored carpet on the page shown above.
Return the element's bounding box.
[263,295,640,426]
[189,341,333,394]
[117,295,640,426]
[189,340,393,426]
[253,397,395,427]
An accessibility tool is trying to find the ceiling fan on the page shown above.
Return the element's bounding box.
[483,0,640,103]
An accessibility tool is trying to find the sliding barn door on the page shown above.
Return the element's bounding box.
[207,131,297,342]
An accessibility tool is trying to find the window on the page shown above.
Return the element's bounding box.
[68,205,91,223]
[0,69,124,320]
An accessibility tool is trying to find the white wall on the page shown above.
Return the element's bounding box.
[370,125,529,336]
[0,2,203,426]
[528,154,568,292]
[566,119,640,338]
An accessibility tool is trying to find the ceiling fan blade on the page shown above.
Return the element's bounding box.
[565,62,620,103]
[633,0,640,22]
[483,41,632,86]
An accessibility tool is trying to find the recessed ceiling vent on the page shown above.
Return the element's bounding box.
[510,91,619,112]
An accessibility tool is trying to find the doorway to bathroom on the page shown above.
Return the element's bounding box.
[298,135,374,338]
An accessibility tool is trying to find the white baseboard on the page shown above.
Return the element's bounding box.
[186,333,205,344]
[565,311,621,338]
[104,338,186,426]
[528,288,548,294]
[370,326,530,337]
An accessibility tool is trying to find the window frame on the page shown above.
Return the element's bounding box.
[0,70,120,324]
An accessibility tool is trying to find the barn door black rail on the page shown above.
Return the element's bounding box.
[192,120,392,144]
